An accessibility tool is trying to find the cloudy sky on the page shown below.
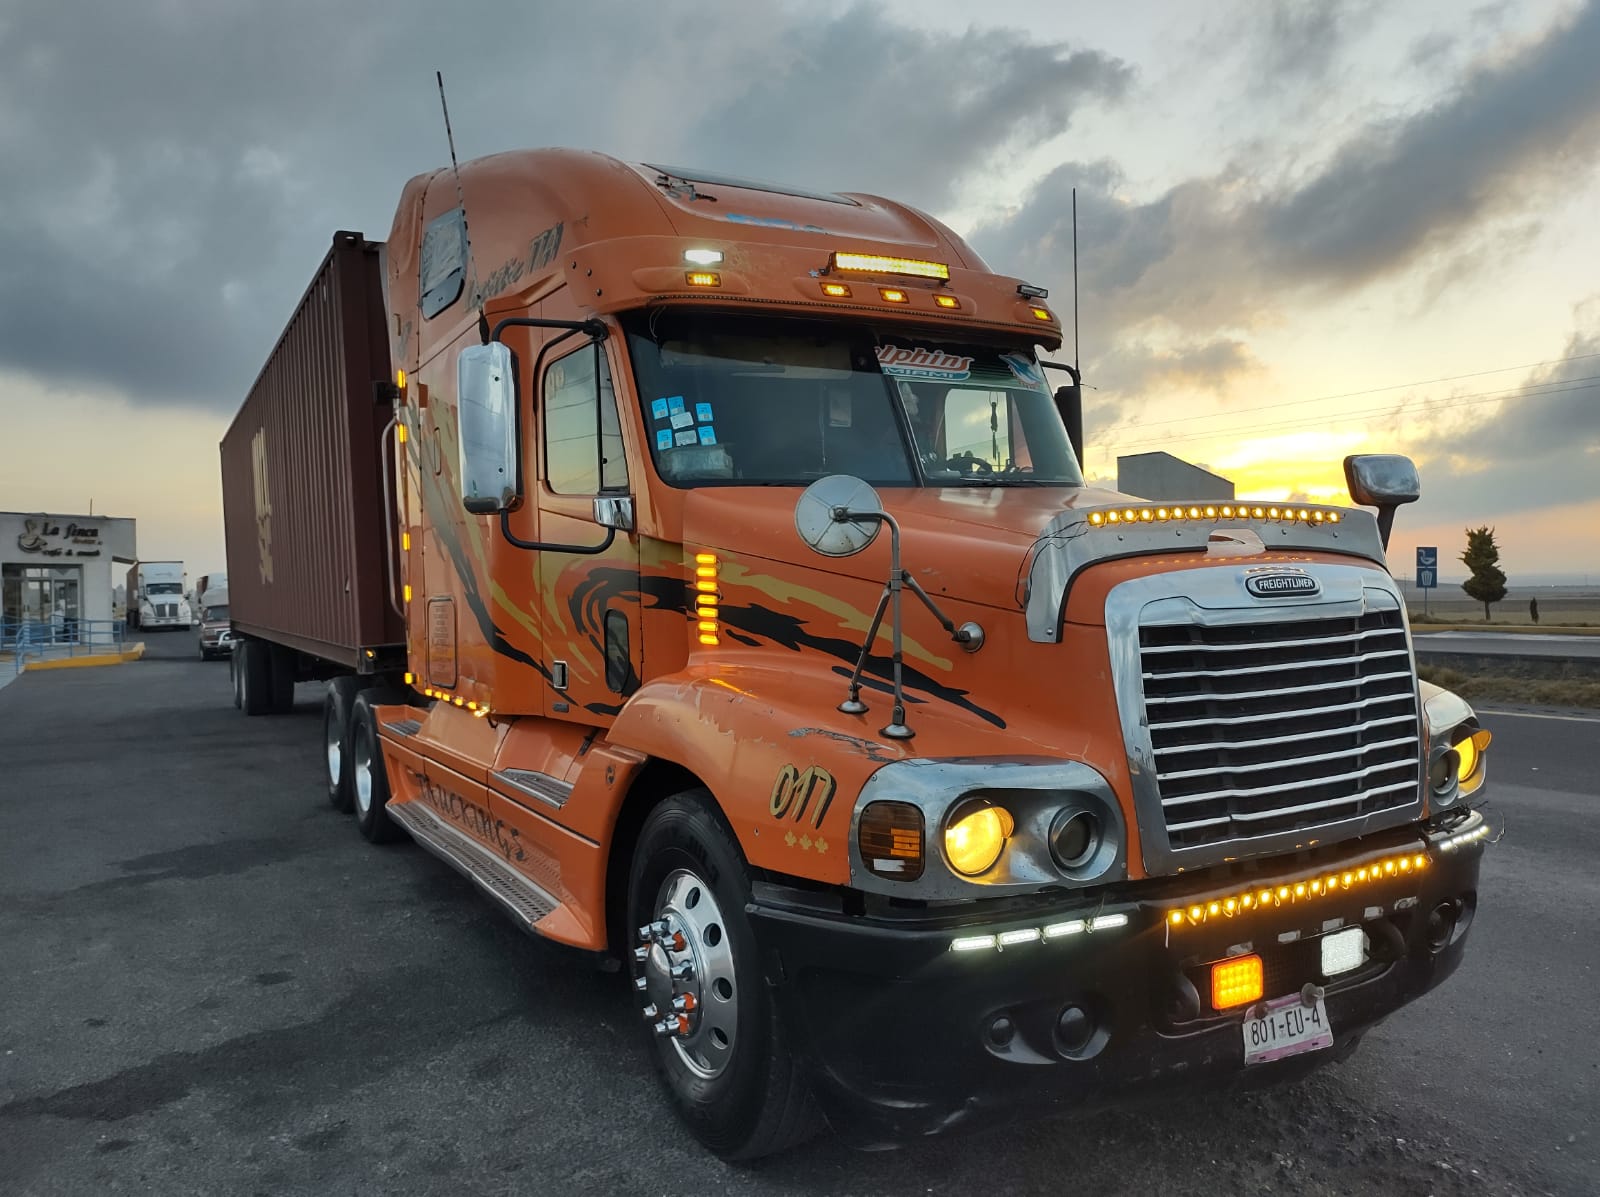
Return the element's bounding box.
[2,0,1597,584]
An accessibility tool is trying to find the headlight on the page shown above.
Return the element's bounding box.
[944,802,1014,876]
[1453,726,1492,795]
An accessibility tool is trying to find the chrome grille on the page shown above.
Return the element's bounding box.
[1139,609,1420,851]
[157,603,177,619]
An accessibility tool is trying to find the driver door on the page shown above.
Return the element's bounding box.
[534,320,641,722]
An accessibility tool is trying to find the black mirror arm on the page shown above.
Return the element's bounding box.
[493,315,617,555]
[490,316,608,343]
[499,510,616,555]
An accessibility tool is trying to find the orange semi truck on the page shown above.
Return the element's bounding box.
[220,150,1493,1158]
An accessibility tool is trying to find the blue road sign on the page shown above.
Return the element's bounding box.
[1417,546,1438,590]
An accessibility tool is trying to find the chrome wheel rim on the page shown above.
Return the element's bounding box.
[353,728,373,814]
[325,706,342,787]
[643,868,738,1080]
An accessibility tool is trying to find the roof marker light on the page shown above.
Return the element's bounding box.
[934,294,960,309]
[880,288,909,304]
[1030,306,1053,321]
[686,271,721,288]
[821,282,851,298]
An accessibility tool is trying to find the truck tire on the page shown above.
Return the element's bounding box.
[350,691,403,844]
[267,643,296,714]
[323,677,362,813]
[238,640,273,716]
[230,651,243,709]
[627,789,823,1160]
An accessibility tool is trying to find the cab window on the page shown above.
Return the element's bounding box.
[544,345,628,495]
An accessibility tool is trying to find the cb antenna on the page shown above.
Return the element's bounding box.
[1072,186,1080,380]
[436,71,488,343]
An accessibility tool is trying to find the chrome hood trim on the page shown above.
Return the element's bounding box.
[1020,509,1388,642]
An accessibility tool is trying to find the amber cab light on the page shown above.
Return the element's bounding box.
[859,801,925,880]
[934,294,960,309]
[880,288,909,304]
[821,282,852,298]
[1212,954,1265,1010]
[686,271,721,287]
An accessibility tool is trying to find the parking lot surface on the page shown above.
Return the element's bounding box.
[2,633,1595,1195]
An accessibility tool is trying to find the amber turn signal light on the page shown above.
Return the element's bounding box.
[858,801,925,880]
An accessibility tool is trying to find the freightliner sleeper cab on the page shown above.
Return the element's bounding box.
[219,150,1493,1159]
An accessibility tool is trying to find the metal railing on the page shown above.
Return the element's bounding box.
[3,617,128,675]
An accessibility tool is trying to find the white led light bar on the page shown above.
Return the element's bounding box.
[952,912,1130,953]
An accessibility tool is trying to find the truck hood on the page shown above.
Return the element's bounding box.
[684,484,1133,613]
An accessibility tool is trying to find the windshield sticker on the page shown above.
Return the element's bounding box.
[671,411,695,430]
[656,429,673,451]
[674,429,699,447]
[668,396,686,415]
[698,426,717,445]
[1000,353,1045,387]
[651,398,671,421]
[876,345,974,381]
[828,391,852,427]
[695,401,714,422]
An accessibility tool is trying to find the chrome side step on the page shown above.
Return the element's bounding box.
[384,718,423,738]
[386,800,558,930]
[492,768,574,810]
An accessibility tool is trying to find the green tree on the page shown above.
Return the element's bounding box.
[1460,526,1507,621]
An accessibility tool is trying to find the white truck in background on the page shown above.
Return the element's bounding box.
[194,572,228,628]
[126,561,191,631]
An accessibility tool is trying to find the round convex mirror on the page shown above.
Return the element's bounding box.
[794,475,884,557]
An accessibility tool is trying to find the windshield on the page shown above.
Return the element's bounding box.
[623,313,1083,487]
[145,582,183,595]
[204,604,229,621]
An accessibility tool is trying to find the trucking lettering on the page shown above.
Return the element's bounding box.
[218,149,1493,1159]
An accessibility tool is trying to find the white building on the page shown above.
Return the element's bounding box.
[1,511,138,633]
[1117,452,1235,503]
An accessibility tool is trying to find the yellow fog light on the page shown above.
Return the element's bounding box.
[944,803,1014,876]
[1212,954,1264,1010]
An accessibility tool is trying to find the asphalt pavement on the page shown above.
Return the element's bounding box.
[1,632,1596,1196]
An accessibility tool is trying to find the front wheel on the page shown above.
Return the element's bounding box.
[627,789,822,1159]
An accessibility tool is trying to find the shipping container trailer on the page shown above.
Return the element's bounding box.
[219,230,403,697]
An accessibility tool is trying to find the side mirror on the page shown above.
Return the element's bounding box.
[1053,365,1084,468]
[593,495,635,531]
[795,475,884,557]
[457,342,518,514]
[1343,454,1420,550]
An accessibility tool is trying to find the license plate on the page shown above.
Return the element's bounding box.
[1242,993,1333,1065]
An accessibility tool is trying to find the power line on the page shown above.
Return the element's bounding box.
[1097,349,1600,437]
[1104,377,1600,452]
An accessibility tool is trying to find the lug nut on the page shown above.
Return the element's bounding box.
[639,920,671,943]
[633,946,649,964]
[641,1003,659,1020]
[670,961,694,982]
[633,976,649,992]
[652,1018,675,1037]
[667,932,687,952]
[671,993,697,1014]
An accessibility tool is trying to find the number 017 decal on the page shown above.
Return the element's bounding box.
[770,764,837,830]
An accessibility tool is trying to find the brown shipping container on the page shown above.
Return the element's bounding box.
[220,230,402,670]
